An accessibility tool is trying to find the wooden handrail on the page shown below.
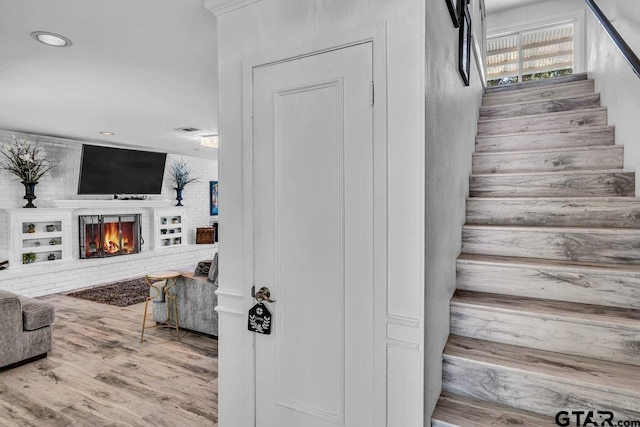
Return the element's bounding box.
[585,0,640,79]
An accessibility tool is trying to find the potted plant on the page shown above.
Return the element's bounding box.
[169,159,199,206]
[0,137,54,208]
[22,252,37,264]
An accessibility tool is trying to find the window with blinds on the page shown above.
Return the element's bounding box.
[486,23,574,86]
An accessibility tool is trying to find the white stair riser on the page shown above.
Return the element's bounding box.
[472,146,623,174]
[462,227,640,264]
[466,197,640,227]
[476,127,615,152]
[451,305,640,366]
[478,109,607,136]
[469,172,635,197]
[457,260,640,309]
[480,94,601,119]
[442,357,640,421]
[483,80,594,106]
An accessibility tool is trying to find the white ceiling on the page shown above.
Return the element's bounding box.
[0,0,218,160]
[484,0,546,14]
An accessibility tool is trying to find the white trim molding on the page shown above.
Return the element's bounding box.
[202,0,263,16]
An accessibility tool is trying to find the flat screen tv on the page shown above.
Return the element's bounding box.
[77,145,167,195]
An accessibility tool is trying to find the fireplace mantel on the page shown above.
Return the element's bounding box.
[47,200,174,209]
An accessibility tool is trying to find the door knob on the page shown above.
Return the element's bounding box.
[254,286,276,303]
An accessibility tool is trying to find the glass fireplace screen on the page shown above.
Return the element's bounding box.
[78,214,142,259]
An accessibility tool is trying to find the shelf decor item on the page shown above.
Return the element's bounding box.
[27,223,36,233]
[46,224,55,232]
[22,252,37,264]
[0,137,54,208]
[169,159,199,207]
[47,253,56,261]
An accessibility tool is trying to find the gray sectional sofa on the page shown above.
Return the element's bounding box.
[0,290,55,369]
[152,271,218,336]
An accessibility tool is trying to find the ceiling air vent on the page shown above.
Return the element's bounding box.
[174,127,201,133]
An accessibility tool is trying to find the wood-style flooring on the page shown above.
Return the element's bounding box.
[0,294,218,427]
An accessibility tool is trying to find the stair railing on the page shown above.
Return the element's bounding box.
[585,0,640,79]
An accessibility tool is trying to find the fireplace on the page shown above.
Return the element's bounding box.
[79,214,142,259]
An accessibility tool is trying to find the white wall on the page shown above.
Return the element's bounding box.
[206,0,426,425]
[0,129,219,295]
[487,0,584,30]
[585,0,640,170]
[424,0,484,419]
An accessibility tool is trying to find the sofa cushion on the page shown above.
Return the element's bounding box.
[20,297,55,331]
[0,291,22,337]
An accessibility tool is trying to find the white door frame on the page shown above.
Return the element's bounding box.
[241,22,388,426]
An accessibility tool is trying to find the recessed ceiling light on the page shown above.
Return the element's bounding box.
[100,131,115,136]
[200,135,219,148]
[31,31,72,47]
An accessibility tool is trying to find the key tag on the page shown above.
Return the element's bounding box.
[248,302,272,334]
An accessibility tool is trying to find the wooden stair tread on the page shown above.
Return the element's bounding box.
[444,335,640,395]
[475,124,613,140]
[462,224,640,265]
[458,252,640,272]
[478,106,606,124]
[479,94,601,120]
[452,289,640,328]
[484,73,588,94]
[470,168,626,178]
[466,196,640,228]
[456,253,640,310]
[463,223,640,232]
[482,80,595,107]
[466,195,639,202]
[475,126,615,153]
[432,392,553,427]
[472,145,623,174]
[480,92,599,111]
[472,144,620,157]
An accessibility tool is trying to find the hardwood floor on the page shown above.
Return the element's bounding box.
[0,294,218,426]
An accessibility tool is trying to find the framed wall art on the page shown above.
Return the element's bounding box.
[210,180,218,216]
[459,4,471,86]
[445,0,460,27]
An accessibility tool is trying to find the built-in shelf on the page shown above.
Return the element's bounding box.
[153,207,187,249]
[2,208,73,268]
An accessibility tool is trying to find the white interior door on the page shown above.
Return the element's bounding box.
[252,42,376,427]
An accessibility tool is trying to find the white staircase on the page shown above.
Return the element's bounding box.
[432,73,640,425]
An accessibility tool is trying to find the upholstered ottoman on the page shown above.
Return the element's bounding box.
[0,290,55,369]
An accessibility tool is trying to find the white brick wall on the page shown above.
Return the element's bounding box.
[0,130,219,296]
[0,244,217,297]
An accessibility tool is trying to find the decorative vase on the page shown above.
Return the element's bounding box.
[21,181,38,208]
[175,188,183,207]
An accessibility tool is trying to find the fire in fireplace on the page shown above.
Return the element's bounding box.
[79,214,142,259]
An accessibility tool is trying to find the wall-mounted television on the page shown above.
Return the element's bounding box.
[77,145,167,195]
